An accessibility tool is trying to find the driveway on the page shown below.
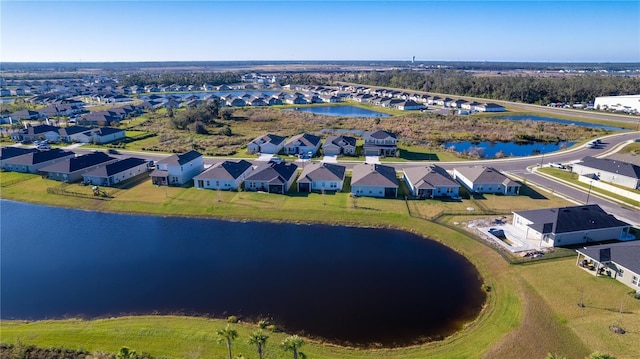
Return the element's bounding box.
[256,153,274,161]
[322,155,338,163]
[365,156,380,164]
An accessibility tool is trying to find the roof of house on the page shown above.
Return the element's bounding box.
[514,204,630,235]
[40,151,116,173]
[297,162,346,183]
[194,160,253,180]
[246,161,298,184]
[285,133,322,148]
[403,165,459,189]
[95,127,125,136]
[351,163,398,187]
[454,166,520,186]
[576,241,640,274]
[250,134,286,146]
[364,130,396,140]
[83,157,148,177]
[324,135,356,147]
[59,126,91,136]
[157,150,202,166]
[27,124,59,135]
[0,147,39,161]
[577,156,640,180]
[2,148,74,165]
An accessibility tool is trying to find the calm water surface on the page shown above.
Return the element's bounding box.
[0,200,485,347]
[290,105,389,118]
[444,140,575,158]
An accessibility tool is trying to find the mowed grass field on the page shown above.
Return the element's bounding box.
[1,172,638,358]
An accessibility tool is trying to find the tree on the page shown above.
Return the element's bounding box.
[281,335,305,359]
[248,330,269,359]
[217,325,238,359]
[116,346,138,359]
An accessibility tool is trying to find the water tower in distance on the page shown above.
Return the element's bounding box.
[412,56,415,64]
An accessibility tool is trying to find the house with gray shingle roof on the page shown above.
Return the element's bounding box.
[297,162,346,192]
[322,135,356,156]
[453,165,520,195]
[150,150,204,186]
[283,133,322,156]
[247,134,286,154]
[403,165,460,199]
[1,149,75,173]
[363,130,397,157]
[572,156,640,190]
[82,157,151,186]
[351,163,398,198]
[244,161,298,194]
[193,160,253,190]
[576,241,640,293]
[40,151,118,183]
[513,204,632,247]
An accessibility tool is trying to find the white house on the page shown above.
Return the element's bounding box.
[247,134,286,154]
[351,163,398,198]
[283,133,322,156]
[403,165,460,199]
[571,156,640,190]
[297,162,346,192]
[193,160,253,190]
[453,166,521,195]
[594,94,640,113]
[82,157,150,186]
[576,242,640,293]
[150,150,204,186]
[513,204,632,247]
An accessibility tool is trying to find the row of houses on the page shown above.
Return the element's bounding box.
[247,130,398,157]
[10,124,125,144]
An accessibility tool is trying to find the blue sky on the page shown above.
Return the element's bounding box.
[1,1,638,62]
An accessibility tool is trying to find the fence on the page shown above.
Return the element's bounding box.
[46,184,114,200]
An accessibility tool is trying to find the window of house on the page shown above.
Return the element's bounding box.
[619,269,624,278]
[632,276,638,286]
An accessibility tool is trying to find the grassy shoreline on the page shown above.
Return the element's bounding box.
[1,173,638,358]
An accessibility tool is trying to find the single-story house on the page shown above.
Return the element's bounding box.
[363,130,397,157]
[403,165,460,199]
[244,161,298,194]
[150,150,204,186]
[40,151,118,183]
[513,204,632,247]
[283,133,322,156]
[453,166,521,195]
[571,156,640,190]
[322,135,357,156]
[576,242,640,293]
[247,134,286,154]
[193,160,253,190]
[297,162,346,192]
[82,157,151,186]
[11,124,61,143]
[58,126,92,142]
[0,147,39,162]
[351,163,398,198]
[1,149,75,173]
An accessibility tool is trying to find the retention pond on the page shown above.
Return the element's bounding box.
[0,200,485,347]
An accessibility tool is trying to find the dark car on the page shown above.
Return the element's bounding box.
[107,149,120,155]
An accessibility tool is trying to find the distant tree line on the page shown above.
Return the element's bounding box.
[337,69,640,104]
[119,71,241,87]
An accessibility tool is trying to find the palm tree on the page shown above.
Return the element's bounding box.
[281,335,305,359]
[248,330,269,359]
[546,354,566,359]
[216,324,238,359]
[587,353,616,359]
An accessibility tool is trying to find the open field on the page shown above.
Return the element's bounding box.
[2,170,638,358]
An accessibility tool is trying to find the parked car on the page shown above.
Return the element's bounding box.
[549,162,565,169]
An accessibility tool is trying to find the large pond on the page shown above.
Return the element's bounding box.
[0,200,485,347]
[290,105,389,118]
[444,140,575,159]
[498,115,624,131]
